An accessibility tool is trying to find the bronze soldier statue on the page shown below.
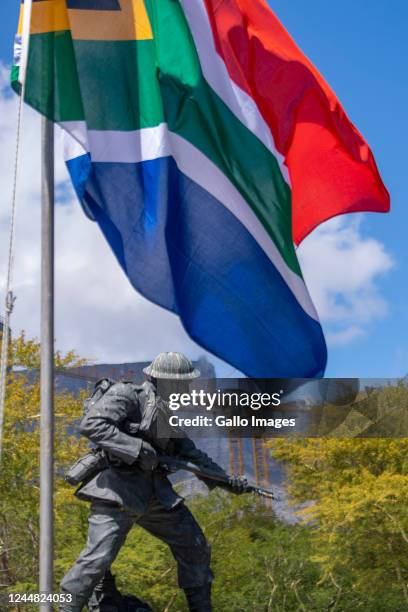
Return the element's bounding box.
[59,352,248,612]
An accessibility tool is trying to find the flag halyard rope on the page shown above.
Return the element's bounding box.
[0,0,33,461]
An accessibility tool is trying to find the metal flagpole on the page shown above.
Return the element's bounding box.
[39,115,54,609]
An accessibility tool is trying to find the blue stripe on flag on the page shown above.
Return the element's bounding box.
[66,154,327,377]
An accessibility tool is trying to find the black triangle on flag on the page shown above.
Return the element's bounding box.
[66,0,121,8]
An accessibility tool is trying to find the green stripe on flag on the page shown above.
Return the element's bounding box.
[24,35,162,128]
[10,65,21,94]
[22,32,84,122]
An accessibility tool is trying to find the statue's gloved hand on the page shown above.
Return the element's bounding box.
[228,475,249,495]
[138,441,159,471]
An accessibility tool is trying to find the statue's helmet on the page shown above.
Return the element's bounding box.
[143,352,200,380]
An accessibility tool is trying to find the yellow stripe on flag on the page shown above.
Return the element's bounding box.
[18,0,153,41]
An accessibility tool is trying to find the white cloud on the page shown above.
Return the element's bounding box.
[0,64,394,371]
[297,216,394,346]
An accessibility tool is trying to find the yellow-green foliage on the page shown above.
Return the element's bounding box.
[271,430,408,609]
[0,332,89,595]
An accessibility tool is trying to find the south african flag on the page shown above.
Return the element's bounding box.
[12,0,389,377]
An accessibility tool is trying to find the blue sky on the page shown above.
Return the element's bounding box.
[0,0,407,378]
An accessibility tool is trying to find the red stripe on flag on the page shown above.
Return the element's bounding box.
[203,0,390,244]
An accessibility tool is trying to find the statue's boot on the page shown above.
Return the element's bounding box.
[87,570,152,612]
[184,584,212,612]
[88,593,152,612]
